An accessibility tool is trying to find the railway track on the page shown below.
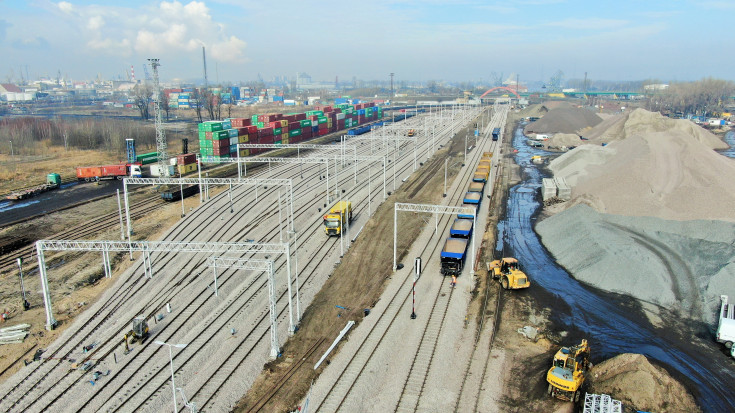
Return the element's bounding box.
[0,197,162,274]
[0,109,473,412]
[314,109,497,413]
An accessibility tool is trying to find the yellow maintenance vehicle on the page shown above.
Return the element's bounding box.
[487,257,530,289]
[323,201,352,236]
[122,317,150,354]
[546,339,590,402]
[407,129,416,137]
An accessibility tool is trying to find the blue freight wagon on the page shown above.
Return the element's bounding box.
[449,218,473,239]
[440,237,469,276]
[492,127,501,141]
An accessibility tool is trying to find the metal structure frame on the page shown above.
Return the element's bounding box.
[393,203,477,276]
[583,393,622,413]
[122,177,294,239]
[148,58,168,176]
[236,143,358,179]
[207,257,280,358]
[35,240,297,334]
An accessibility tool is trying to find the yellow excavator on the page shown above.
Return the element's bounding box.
[122,317,149,354]
[546,339,590,402]
[487,257,530,289]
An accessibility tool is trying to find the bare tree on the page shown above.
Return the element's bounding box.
[192,88,205,123]
[160,91,171,121]
[132,83,152,120]
[647,78,735,116]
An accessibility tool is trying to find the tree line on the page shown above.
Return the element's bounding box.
[646,78,735,116]
[0,117,157,155]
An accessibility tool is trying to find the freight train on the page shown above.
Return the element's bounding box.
[161,185,200,202]
[439,150,494,277]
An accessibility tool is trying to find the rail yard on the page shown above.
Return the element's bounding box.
[0,104,500,412]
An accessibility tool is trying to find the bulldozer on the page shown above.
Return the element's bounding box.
[487,257,530,289]
[122,317,149,354]
[546,339,590,402]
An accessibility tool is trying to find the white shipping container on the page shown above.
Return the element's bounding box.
[169,158,178,166]
[336,113,345,120]
[149,164,176,177]
[230,137,238,145]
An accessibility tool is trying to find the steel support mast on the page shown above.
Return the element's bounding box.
[148,58,168,176]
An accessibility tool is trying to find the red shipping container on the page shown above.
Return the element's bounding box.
[319,129,328,136]
[177,153,197,165]
[214,139,230,148]
[257,115,266,122]
[319,123,327,130]
[246,125,258,134]
[213,146,229,155]
[295,113,306,121]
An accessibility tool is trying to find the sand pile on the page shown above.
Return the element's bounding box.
[536,204,735,324]
[549,129,735,222]
[548,108,726,149]
[524,106,602,135]
[587,353,700,413]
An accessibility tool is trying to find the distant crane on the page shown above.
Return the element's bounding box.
[148,58,169,176]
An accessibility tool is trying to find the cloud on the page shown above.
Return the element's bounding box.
[40,1,247,62]
[57,1,73,13]
[211,35,247,62]
[87,15,104,30]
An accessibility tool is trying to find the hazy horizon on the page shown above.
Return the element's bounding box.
[1,1,733,85]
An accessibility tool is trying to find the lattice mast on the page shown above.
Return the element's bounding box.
[148,58,168,176]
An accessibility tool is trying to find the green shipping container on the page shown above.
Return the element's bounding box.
[289,129,301,137]
[300,119,312,127]
[273,128,282,135]
[199,139,213,148]
[274,140,282,145]
[317,117,327,124]
[198,121,224,132]
[212,130,229,140]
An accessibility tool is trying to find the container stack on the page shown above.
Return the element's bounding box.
[176,153,198,175]
[198,102,384,161]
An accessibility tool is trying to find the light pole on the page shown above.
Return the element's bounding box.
[9,141,13,158]
[443,159,448,197]
[154,340,187,413]
[17,258,29,310]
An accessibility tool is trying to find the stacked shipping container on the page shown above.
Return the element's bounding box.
[198,102,382,161]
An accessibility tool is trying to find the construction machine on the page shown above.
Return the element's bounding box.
[407,129,416,137]
[546,339,590,402]
[122,317,149,354]
[487,258,530,289]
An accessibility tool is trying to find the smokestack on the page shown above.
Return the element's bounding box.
[202,46,208,87]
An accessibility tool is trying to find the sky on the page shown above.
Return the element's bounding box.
[0,0,733,85]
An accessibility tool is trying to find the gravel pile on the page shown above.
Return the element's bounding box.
[524,106,602,135]
[537,204,735,324]
[549,129,735,222]
[547,108,727,149]
[587,353,700,413]
[537,107,735,324]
